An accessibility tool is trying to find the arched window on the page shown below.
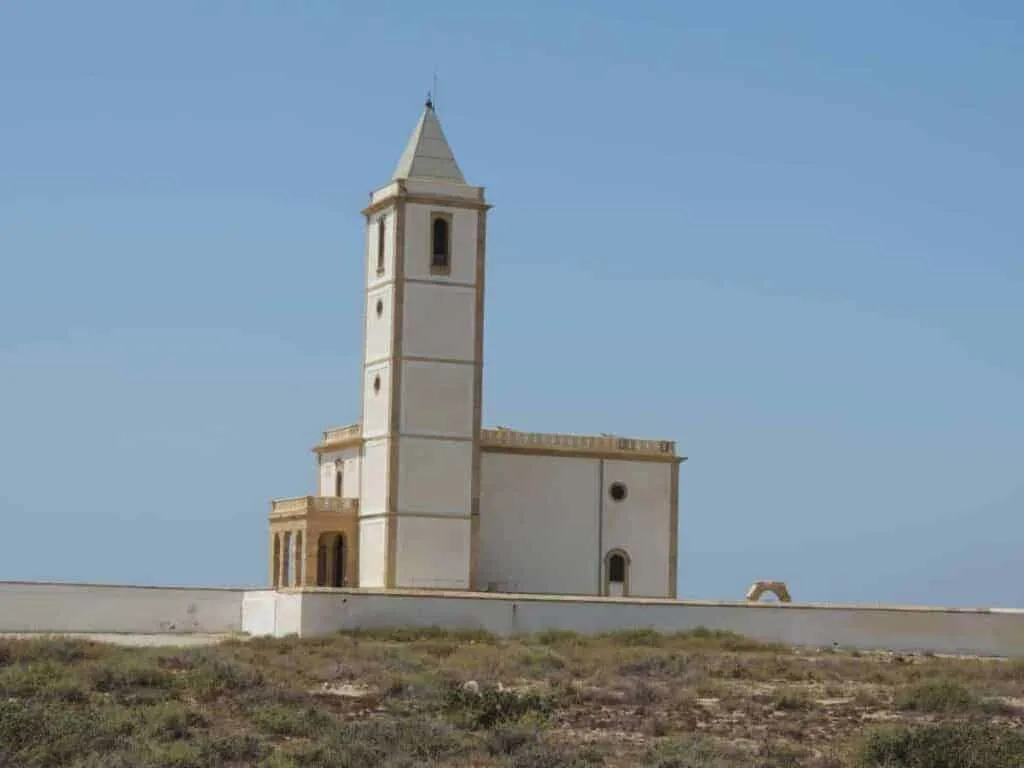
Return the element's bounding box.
[376,216,386,275]
[334,461,343,497]
[608,553,626,583]
[604,549,630,597]
[431,214,450,273]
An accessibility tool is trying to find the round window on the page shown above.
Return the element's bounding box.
[373,375,381,394]
[609,482,627,502]
[375,299,383,317]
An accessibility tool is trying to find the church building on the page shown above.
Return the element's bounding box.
[269,100,684,599]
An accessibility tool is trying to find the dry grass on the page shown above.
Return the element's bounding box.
[0,629,1022,766]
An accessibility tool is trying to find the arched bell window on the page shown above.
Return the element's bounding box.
[430,214,451,273]
[376,216,386,275]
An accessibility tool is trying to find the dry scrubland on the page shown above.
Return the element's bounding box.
[1,628,1023,767]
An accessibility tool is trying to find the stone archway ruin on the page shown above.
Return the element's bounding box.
[746,580,792,603]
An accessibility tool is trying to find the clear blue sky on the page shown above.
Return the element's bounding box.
[1,2,1021,606]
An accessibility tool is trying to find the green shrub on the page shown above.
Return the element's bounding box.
[682,627,783,652]
[245,698,334,737]
[136,701,208,741]
[0,661,91,703]
[530,629,585,647]
[643,734,748,767]
[505,741,601,767]
[90,655,174,693]
[0,700,137,767]
[854,721,1024,768]
[486,725,540,756]
[198,732,268,764]
[598,628,664,647]
[514,648,567,675]
[443,682,553,730]
[619,652,690,678]
[339,626,498,644]
[277,717,466,768]
[769,688,812,711]
[893,678,978,713]
[181,655,264,699]
[0,636,105,667]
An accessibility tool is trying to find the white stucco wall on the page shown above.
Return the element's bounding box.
[7,583,1019,657]
[361,363,391,439]
[0,582,245,635]
[479,453,600,595]
[395,517,471,589]
[399,361,474,437]
[358,518,388,588]
[401,282,476,361]
[364,284,394,364]
[359,439,388,515]
[240,590,277,637]
[601,460,673,598]
[262,589,1024,658]
[402,203,478,284]
[397,437,473,516]
[318,446,361,498]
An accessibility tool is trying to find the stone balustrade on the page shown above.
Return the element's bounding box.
[316,422,676,458]
[321,424,361,445]
[481,428,676,457]
[270,496,358,518]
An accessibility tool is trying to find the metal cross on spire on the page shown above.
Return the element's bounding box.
[426,68,438,110]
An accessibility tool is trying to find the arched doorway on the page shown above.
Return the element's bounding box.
[317,532,347,588]
[604,549,630,597]
[281,531,292,587]
[332,534,346,587]
[272,533,281,588]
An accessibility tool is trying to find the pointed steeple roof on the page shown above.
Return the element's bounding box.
[392,98,467,184]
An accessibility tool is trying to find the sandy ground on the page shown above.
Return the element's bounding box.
[0,632,240,647]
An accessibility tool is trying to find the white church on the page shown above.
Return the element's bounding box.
[268,100,684,599]
[4,100,1017,658]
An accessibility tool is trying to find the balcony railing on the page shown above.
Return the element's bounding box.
[321,424,361,445]
[270,496,358,518]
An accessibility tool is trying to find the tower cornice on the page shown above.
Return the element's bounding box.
[361,189,492,218]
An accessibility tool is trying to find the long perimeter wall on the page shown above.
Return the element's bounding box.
[3,582,1022,658]
[0,581,247,635]
[244,589,1024,658]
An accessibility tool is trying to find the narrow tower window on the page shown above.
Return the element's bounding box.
[334,461,343,497]
[430,214,451,274]
[376,216,386,275]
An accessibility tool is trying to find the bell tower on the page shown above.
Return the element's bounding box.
[357,98,489,589]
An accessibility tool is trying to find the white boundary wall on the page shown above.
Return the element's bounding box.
[4,582,1022,658]
[0,581,246,635]
[242,589,1024,658]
